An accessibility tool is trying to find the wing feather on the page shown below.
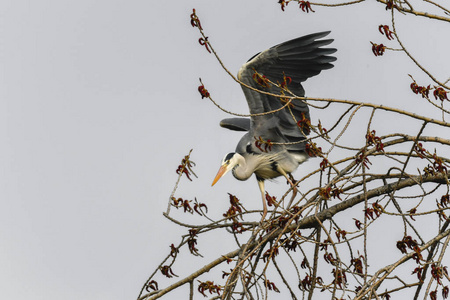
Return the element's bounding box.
[237,31,336,152]
[220,118,251,131]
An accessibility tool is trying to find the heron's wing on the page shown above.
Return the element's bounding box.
[220,118,250,131]
[237,31,336,151]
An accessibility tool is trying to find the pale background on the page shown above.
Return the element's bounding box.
[1,0,448,299]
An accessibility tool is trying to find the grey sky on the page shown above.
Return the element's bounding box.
[1,1,448,299]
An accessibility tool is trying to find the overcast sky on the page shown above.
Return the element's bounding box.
[1,1,448,299]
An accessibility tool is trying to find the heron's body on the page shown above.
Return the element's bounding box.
[231,149,309,182]
[211,32,337,220]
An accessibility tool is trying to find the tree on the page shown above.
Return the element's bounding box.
[138,1,449,299]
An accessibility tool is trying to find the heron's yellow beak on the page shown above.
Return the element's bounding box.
[212,164,228,186]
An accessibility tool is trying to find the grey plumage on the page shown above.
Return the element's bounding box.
[220,118,250,132]
[212,32,337,220]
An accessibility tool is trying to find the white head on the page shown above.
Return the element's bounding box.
[211,152,243,186]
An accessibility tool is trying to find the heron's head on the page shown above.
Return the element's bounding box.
[211,152,241,186]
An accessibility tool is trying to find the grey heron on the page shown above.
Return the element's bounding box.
[211,32,336,220]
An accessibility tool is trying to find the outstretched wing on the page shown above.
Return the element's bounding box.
[237,32,336,152]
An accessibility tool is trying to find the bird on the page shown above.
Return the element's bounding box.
[211,32,337,221]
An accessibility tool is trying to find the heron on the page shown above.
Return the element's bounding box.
[211,32,336,220]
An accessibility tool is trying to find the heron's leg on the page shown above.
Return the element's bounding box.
[257,180,267,222]
[278,168,299,192]
[287,173,298,207]
[277,169,299,209]
[289,173,297,185]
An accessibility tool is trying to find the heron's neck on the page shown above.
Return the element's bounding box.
[232,154,256,181]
